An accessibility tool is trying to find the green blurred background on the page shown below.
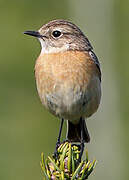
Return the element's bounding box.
[0,0,128,179]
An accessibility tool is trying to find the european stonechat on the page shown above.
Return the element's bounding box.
[24,19,101,159]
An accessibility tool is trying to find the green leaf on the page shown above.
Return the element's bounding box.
[86,149,88,163]
[80,161,90,179]
[68,143,72,173]
[40,153,49,180]
[40,143,97,179]
[61,171,65,180]
[60,143,69,170]
[71,151,75,173]
[71,161,84,180]
[85,160,97,179]
[48,156,61,173]
[59,142,68,153]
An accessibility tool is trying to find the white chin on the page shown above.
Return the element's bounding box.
[38,38,47,53]
[39,38,69,54]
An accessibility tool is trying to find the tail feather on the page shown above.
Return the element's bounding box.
[66,119,90,143]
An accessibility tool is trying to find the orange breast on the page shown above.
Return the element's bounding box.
[35,51,99,90]
[34,50,101,120]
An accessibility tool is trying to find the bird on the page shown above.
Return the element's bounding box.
[24,19,101,160]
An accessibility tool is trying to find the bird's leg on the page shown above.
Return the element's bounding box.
[78,118,85,162]
[56,118,64,148]
[54,118,64,158]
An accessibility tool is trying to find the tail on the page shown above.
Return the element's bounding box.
[66,119,90,143]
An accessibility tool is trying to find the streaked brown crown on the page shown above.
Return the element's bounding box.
[38,19,93,51]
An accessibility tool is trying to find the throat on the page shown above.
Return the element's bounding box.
[41,45,69,54]
[39,39,69,54]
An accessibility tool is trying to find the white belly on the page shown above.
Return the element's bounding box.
[41,76,101,124]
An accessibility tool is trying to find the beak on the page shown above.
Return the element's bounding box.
[24,31,42,38]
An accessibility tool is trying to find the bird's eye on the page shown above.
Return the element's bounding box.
[52,30,62,38]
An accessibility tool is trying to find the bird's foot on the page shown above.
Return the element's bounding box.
[53,140,69,159]
[53,141,61,159]
[78,142,84,163]
[71,143,81,150]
